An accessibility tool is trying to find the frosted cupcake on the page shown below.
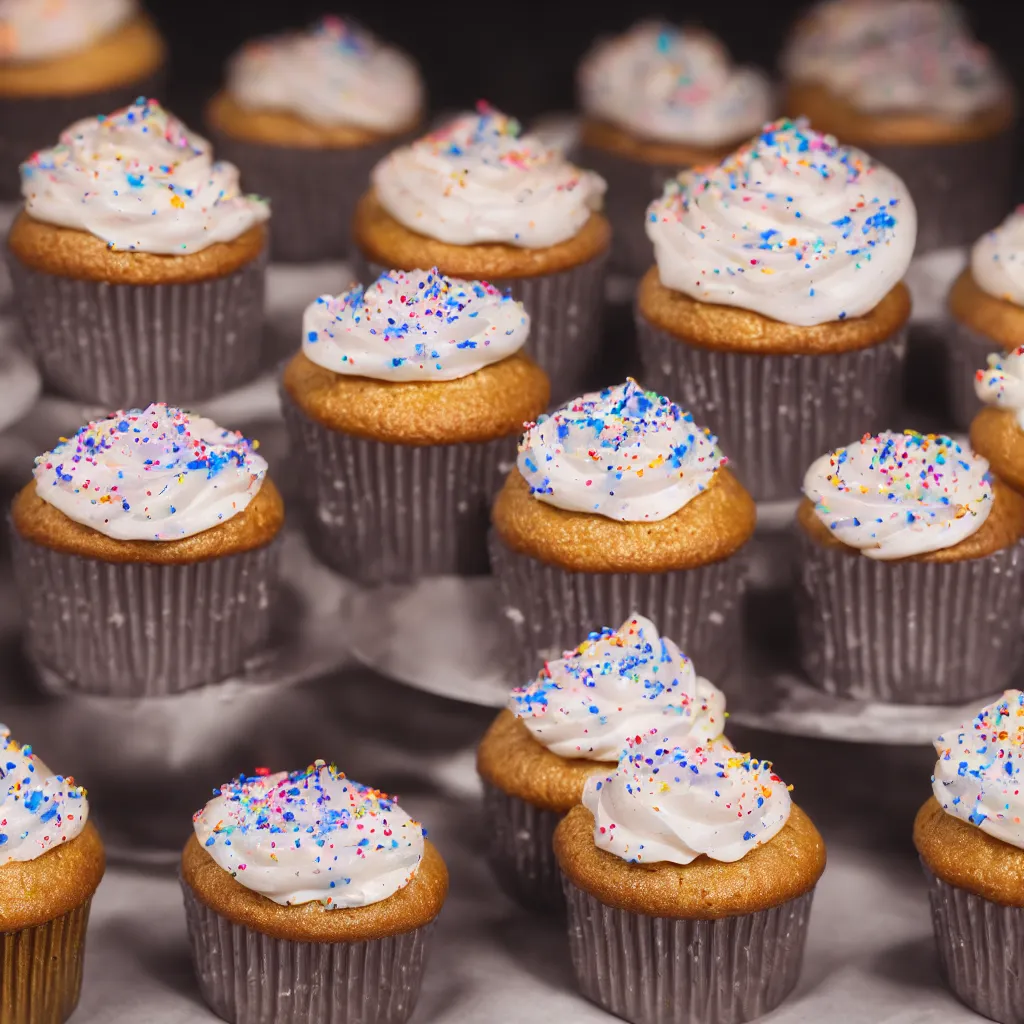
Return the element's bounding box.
[0,725,104,1024]
[637,118,915,502]
[182,762,447,1024]
[354,105,609,402]
[8,97,270,407]
[971,347,1024,498]
[555,735,825,1024]
[477,613,726,911]
[798,431,1024,703]
[782,0,1014,254]
[490,380,756,685]
[281,267,548,584]
[948,210,1024,429]
[577,21,773,279]
[11,404,284,697]
[207,16,423,263]
[0,0,165,199]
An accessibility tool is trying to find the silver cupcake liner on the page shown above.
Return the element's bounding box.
[947,320,1006,431]
[636,314,907,502]
[924,866,1024,1024]
[481,781,566,914]
[368,252,608,406]
[796,531,1024,704]
[489,536,747,686]
[869,132,1014,255]
[181,882,435,1024]
[7,244,267,407]
[562,878,814,1024]
[10,529,281,697]
[281,389,515,585]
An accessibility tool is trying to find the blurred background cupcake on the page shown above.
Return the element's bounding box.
[576,21,773,281]
[207,15,423,264]
[0,0,166,199]
[781,0,1015,255]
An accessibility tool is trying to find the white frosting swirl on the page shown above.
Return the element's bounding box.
[372,104,606,249]
[782,0,1008,120]
[976,348,1024,431]
[33,403,268,542]
[510,613,726,761]
[932,691,1024,850]
[803,431,993,559]
[584,734,791,865]
[303,267,529,382]
[517,380,726,523]
[0,0,134,62]
[194,762,424,908]
[971,208,1024,307]
[646,118,916,327]
[227,16,422,133]
[0,725,88,864]
[21,98,269,255]
[579,22,773,147]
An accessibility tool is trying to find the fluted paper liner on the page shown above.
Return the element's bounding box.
[368,253,608,405]
[636,314,906,502]
[947,320,1004,431]
[482,782,565,913]
[562,878,814,1024]
[182,882,435,1024]
[7,246,267,407]
[490,537,746,686]
[281,389,515,585]
[0,900,93,1024]
[10,530,281,697]
[797,531,1024,704]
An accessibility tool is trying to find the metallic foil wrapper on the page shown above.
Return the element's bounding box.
[947,320,1002,431]
[0,70,166,201]
[10,530,281,698]
[924,867,1024,1024]
[489,537,747,686]
[0,899,93,1024]
[635,314,907,502]
[869,132,1014,255]
[796,531,1024,704]
[562,878,814,1024]
[181,882,436,1024]
[7,246,267,408]
[368,253,608,406]
[281,390,515,585]
[481,782,565,914]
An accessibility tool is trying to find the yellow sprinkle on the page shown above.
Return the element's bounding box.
[170,194,185,210]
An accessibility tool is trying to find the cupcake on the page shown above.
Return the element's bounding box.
[797,430,1024,704]
[11,403,285,697]
[490,379,756,686]
[0,724,104,1024]
[949,210,1024,429]
[354,104,609,403]
[576,21,773,279]
[0,0,165,200]
[8,97,270,407]
[477,612,726,911]
[281,266,548,585]
[915,691,1024,1023]
[782,0,1014,254]
[554,734,825,1024]
[971,347,1024,499]
[637,118,915,502]
[207,16,423,264]
[182,761,447,1024]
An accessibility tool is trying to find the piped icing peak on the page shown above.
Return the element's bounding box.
[371,101,606,249]
[33,403,268,542]
[193,761,425,908]
[517,379,726,523]
[803,430,993,559]
[302,267,529,382]
[0,0,135,62]
[976,347,1024,431]
[646,117,916,327]
[510,613,726,761]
